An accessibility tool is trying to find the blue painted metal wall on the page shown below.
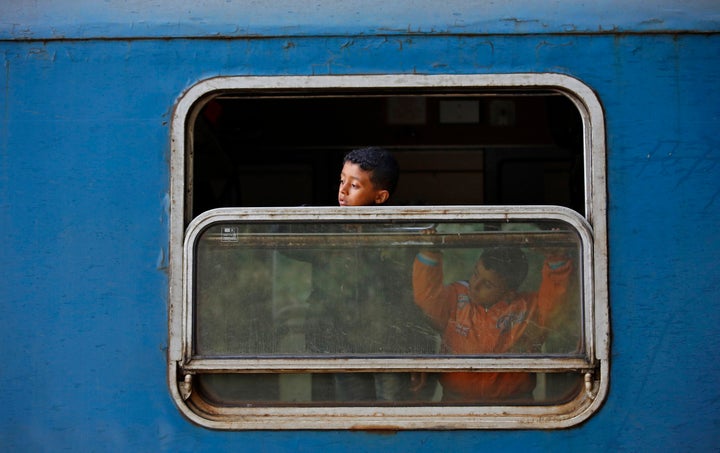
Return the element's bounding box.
[1,1,719,451]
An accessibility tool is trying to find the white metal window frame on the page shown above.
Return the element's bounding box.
[168,74,609,430]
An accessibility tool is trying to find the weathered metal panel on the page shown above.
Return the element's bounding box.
[0,5,718,451]
[1,0,719,40]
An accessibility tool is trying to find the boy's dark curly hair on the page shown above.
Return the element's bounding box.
[343,147,399,195]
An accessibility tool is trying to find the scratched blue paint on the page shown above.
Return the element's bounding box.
[1,1,719,451]
[1,0,720,40]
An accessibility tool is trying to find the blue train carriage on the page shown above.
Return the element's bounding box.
[1,0,719,451]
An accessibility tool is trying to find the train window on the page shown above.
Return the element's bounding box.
[168,74,609,429]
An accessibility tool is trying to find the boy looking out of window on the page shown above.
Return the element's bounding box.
[306,147,436,402]
[338,146,397,206]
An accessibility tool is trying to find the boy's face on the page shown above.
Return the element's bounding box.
[468,261,509,308]
[338,162,389,206]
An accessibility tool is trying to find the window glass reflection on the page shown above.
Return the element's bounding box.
[195,372,583,406]
[194,220,582,359]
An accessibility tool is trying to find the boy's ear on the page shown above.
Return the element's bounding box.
[374,190,390,205]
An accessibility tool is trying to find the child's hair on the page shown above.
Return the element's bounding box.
[479,247,529,291]
[343,147,399,195]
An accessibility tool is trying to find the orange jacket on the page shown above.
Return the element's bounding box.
[413,251,572,401]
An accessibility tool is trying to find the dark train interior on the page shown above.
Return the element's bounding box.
[190,90,584,217]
